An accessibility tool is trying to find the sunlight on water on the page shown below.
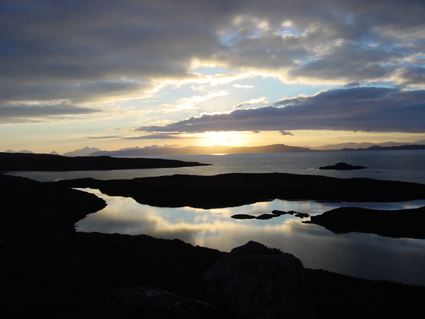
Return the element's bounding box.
[75,188,425,286]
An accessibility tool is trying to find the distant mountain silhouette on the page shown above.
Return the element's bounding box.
[4,149,34,154]
[365,144,425,151]
[316,139,425,150]
[90,144,312,156]
[63,146,102,157]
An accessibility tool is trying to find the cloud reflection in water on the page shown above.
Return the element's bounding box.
[75,188,425,286]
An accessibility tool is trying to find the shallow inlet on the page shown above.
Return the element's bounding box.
[76,188,425,287]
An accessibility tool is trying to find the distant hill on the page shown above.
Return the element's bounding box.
[364,144,425,151]
[90,144,312,156]
[63,146,102,157]
[315,139,425,151]
[3,149,34,154]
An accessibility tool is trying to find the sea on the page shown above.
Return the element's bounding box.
[8,149,425,286]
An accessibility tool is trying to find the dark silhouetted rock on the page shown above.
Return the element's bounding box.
[256,213,276,219]
[272,209,290,215]
[104,287,228,319]
[203,241,315,319]
[273,210,300,216]
[231,214,256,219]
[295,213,309,218]
[319,162,366,170]
[306,206,425,239]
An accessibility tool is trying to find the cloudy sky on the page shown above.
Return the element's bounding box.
[1,0,425,153]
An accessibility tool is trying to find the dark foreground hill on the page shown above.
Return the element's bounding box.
[1,173,425,318]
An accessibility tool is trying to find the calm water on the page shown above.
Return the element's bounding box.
[8,149,425,184]
[76,188,425,286]
[8,150,425,285]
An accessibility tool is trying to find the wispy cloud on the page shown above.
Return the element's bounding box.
[123,134,187,140]
[233,84,254,89]
[234,97,268,109]
[280,131,293,136]
[160,90,228,112]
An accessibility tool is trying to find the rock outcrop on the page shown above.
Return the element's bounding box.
[231,211,309,220]
[319,162,366,170]
[306,206,425,239]
[203,241,315,319]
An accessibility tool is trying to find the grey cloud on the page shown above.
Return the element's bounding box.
[136,87,425,133]
[0,101,102,123]
[287,42,401,83]
[280,131,293,136]
[0,80,154,103]
[1,0,425,108]
[123,134,186,140]
[398,67,425,86]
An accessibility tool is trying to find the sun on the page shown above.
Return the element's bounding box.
[201,131,238,146]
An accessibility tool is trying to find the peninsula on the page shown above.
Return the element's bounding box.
[0,152,208,171]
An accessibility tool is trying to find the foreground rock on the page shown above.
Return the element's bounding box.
[319,162,366,170]
[203,241,315,319]
[306,206,425,239]
[0,173,106,238]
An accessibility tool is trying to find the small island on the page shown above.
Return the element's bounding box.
[319,162,367,170]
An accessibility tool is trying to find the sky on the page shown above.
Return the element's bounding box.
[1,0,425,154]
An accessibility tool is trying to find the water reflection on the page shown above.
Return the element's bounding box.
[76,188,425,286]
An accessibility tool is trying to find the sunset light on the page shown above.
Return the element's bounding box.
[1,1,425,154]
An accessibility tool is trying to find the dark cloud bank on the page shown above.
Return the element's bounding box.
[137,87,425,133]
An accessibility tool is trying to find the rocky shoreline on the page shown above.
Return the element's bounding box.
[2,170,425,318]
[306,206,425,239]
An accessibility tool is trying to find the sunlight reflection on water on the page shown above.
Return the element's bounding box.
[75,188,425,286]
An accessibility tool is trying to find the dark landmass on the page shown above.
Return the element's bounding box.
[319,162,367,170]
[306,206,425,239]
[341,144,425,151]
[90,144,312,156]
[88,142,425,156]
[316,139,425,151]
[53,172,425,209]
[366,144,425,151]
[0,152,208,172]
[2,173,425,318]
[232,210,309,220]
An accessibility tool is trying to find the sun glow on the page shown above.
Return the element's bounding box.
[200,131,239,146]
